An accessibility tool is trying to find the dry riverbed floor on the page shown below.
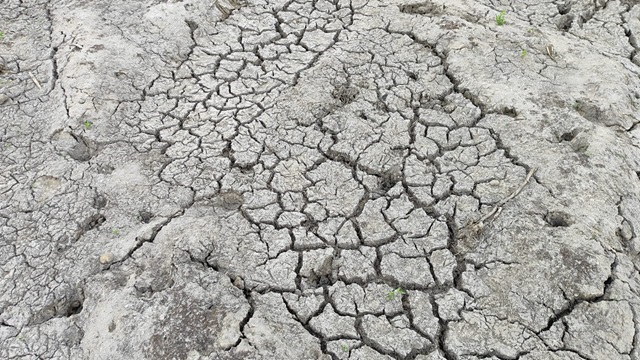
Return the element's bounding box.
[2,0,640,359]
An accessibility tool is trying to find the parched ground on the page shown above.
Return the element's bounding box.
[1,0,640,359]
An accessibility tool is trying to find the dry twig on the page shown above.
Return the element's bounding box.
[461,167,537,236]
[28,71,42,90]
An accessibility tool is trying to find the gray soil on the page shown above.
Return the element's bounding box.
[2,0,640,359]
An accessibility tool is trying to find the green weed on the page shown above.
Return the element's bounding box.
[573,100,581,111]
[495,10,506,26]
[521,49,527,58]
[386,287,406,300]
[341,344,348,352]
[112,229,119,235]
[83,120,92,129]
[0,31,4,41]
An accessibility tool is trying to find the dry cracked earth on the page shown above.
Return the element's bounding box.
[2,0,640,359]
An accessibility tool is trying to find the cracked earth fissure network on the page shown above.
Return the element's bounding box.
[2,0,640,359]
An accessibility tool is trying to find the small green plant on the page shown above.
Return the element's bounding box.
[386,287,406,300]
[573,100,581,111]
[495,10,506,26]
[112,228,119,235]
[341,344,348,352]
[83,120,92,129]
[0,31,4,41]
[521,49,527,58]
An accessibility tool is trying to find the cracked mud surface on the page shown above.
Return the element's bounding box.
[2,0,640,359]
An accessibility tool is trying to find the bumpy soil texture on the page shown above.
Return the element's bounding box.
[2,0,640,359]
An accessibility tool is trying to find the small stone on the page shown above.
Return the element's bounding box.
[233,276,245,290]
[99,253,114,264]
[618,220,633,241]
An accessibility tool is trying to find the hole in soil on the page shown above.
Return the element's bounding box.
[380,177,397,192]
[379,171,401,193]
[66,299,84,316]
[185,20,199,31]
[545,211,572,227]
[93,194,107,209]
[557,2,572,15]
[301,219,319,233]
[499,106,518,117]
[68,134,93,162]
[139,210,153,224]
[560,132,575,141]
[82,213,106,231]
[556,14,574,31]
[317,275,332,286]
[60,288,85,317]
[560,128,582,142]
